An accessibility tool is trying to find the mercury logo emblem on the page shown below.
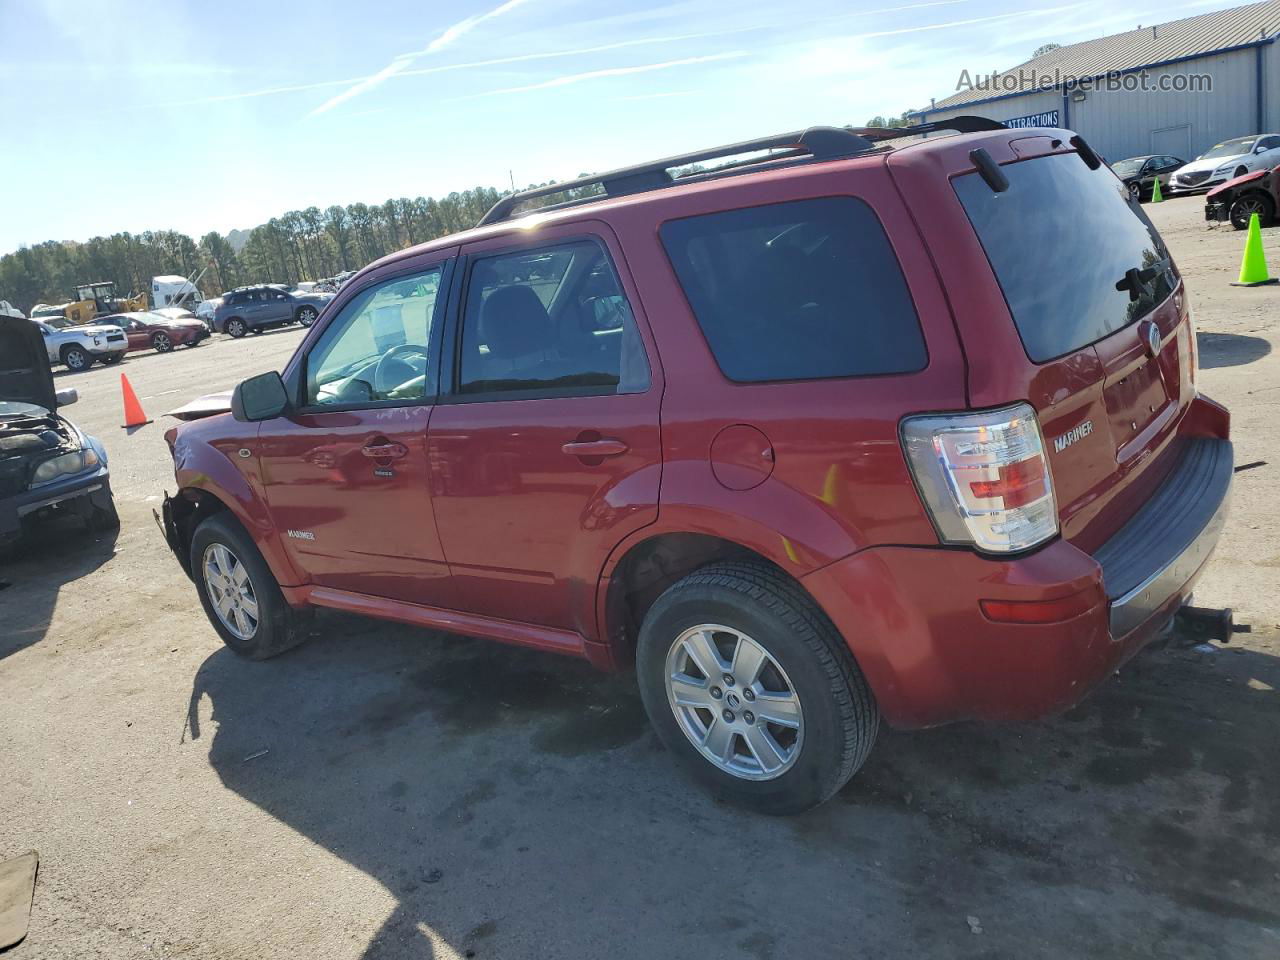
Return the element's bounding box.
[1141,320,1162,358]
[1053,420,1093,454]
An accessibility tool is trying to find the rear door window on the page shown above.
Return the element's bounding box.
[659,197,927,383]
[953,152,1177,362]
[457,239,650,397]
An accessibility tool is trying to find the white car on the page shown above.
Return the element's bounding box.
[33,320,129,372]
[1168,134,1280,194]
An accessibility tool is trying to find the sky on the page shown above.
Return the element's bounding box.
[0,0,1234,253]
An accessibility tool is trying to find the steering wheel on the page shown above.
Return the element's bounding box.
[372,343,427,395]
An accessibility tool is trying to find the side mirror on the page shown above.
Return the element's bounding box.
[55,388,79,406]
[1256,144,1268,154]
[231,371,289,422]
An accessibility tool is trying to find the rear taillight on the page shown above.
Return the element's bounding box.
[901,403,1058,554]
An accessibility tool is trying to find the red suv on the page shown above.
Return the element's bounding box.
[161,119,1232,814]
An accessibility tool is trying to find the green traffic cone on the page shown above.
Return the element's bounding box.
[1230,213,1278,286]
[1150,177,1163,203]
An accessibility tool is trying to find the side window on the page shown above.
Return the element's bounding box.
[304,265,443,407]
[457,238,650,397]
[660,197,928,383]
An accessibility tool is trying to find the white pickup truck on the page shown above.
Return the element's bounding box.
[33,320,128,371]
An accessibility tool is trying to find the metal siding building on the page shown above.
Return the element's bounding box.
[916,0,1280,162]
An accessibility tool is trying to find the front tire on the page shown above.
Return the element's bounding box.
[1230,192,1275,230]
[61,345,91,371]
[88,498,120,532]
[296,306,318,327]
[636,561,878,815]
[190,513,310,660]
[225,318,247,338]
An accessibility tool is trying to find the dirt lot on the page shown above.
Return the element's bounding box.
[3,198,1279,959]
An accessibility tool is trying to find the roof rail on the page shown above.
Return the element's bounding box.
[851,115,1008,141]
[477,126,877,226]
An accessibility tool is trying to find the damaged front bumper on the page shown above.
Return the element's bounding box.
[156,492,194,579]
[1,464,113,545]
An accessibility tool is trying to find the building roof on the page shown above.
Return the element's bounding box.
[929,0,1280,111]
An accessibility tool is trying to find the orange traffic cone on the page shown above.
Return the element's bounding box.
[120,373,152,428]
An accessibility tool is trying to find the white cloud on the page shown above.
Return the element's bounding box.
[309,0,536,116]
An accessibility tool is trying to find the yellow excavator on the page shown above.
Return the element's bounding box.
[61,281,148,324]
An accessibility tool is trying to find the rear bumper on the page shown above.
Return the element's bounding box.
[802,435,1232,729]
[1099,437,1232,636]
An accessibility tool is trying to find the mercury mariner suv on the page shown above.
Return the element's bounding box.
[160,119,1232,814]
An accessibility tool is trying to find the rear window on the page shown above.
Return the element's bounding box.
[659,197,927,383]
[954,152,1177,362]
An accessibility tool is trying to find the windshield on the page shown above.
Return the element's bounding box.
[1200,138,1255,160]
[954,151,1177,362]
[1110,158,1145,177]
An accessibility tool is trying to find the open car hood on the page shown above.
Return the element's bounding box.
[0,316,57,411]
[166,391,232,421]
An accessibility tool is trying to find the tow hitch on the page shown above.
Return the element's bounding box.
[1175,605,1249,643]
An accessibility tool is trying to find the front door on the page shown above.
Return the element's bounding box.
[428,226,662,635]
[256,256,456,606]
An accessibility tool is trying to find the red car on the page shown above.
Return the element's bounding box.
[1205,164,1280,229]
[160,119,1231,814]
[98,311,209,353]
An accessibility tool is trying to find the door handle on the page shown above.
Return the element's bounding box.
[562,438,629,458]
[362,441,409,460]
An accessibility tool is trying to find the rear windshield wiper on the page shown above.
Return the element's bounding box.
[1115,257,1171,302]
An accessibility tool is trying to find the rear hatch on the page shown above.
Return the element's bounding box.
[889,132,1196,553]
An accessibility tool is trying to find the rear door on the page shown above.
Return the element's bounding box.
[426,222,662,636]
[893,135,1194,551]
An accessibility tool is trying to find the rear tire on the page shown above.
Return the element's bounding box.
[152,331,173,353]
[636,561,878,815]
[225,318,247,338]
[61,345,91,371]
[190,513,310,660]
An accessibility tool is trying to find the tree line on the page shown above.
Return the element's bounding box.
[0,184,554,313]
[2,117,918,314]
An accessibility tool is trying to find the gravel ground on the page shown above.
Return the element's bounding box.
[2,197,1279,959]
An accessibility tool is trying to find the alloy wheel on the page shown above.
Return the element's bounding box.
[1232,197,1266,230]
[1128,182,1141,203]
[65,349,87,370]
[154,333,172,352]
[298,307,317,327]
[202,542,260,641]
[664,624,804,781]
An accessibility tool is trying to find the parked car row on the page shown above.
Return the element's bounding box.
[1110,133,1280,204]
